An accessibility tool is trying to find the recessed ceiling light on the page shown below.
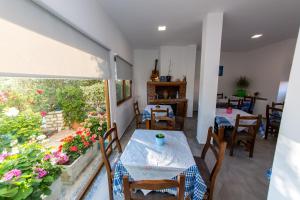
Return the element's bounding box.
[158,26,166,31]
[251,34,263,39]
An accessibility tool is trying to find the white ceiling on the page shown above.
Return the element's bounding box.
[99,0,300,51]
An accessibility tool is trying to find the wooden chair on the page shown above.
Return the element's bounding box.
[228,98,243,109]
[230,114,262,157]
[241,96,255,113]
[193,127,227,200]
[99,122,123,200]
[133,101,143,128]
[272,101,284,109]
[151,108,175,130]
[123,174,185,200]
[265,105,283,140]
[217,93,223,99]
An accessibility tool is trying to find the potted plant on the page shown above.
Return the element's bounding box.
[235,76,250,97]
[58,128,98,184]
[155,133,165,146]
[56,85,87,129]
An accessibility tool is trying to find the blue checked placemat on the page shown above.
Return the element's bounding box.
[113,161,207,200]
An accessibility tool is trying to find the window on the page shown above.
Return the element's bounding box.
[116,80,132,105]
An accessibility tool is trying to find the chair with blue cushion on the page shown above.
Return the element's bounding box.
[99,122,123,200]
[265,105,283,140]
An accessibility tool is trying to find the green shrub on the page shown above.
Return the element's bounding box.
[56,85,87,127]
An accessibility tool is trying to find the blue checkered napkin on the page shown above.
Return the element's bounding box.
[215,116,232,127]
[113,161,207,200]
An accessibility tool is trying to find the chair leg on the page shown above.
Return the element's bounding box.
[265,124,269,140]
[249,140,255,158]
[108,176,113,200]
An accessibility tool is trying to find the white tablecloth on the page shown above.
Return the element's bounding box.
[216,108,253,126]
[120,129,195,181]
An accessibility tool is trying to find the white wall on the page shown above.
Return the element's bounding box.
[267,29,300,200]
[160,45,197,117]
[218,38,296,104]
[133,49,159,111]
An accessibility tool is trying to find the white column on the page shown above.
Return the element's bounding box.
[197,12,223,143]
[267,28,300,200]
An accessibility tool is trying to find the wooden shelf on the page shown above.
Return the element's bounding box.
[147,81,186,86]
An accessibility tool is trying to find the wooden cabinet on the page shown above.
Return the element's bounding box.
[147,81,187,117]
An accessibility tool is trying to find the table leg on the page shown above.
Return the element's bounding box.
[146,120,151,129]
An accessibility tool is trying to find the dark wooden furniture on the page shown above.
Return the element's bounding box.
[123,174,185,200]
[272,101,284,109]
[151,109,175,130]
[194,127,227,200]
[242,96,256,113]
[99,123,123,200]
[265,105,283,139]
[133,101,143,128]
[230,114,262,157]
[217,93,223,99]
[228,98,243,109]
[147,81,187,117]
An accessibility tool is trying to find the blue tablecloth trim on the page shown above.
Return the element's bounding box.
[113,161,207,200]
[215,116,265,137]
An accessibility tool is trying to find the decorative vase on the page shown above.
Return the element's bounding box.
[166,76,172,82]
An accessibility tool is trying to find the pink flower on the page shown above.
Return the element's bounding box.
[0,153,10,163]
[35,168,48,179]
[40,111,47,117]
[2,169,22,181]
[43,154,51,161]
[90,134,97,143]
[36,89,44,94]
[52,151,69,164]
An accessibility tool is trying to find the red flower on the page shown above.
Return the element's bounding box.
[76,130,83,135]
[61,135,74,143]
[70,146,78,152]
[90,134,97,143]
[40,111,47,117]
[36,89,44,94]
[86,131,91,137]
[84,142,90,148]
[58,145,63,152]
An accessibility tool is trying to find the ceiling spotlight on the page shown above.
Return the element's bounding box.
[251,34,263,39]
[158,26,167,31]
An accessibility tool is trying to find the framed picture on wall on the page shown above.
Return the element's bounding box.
[219,65,224,76]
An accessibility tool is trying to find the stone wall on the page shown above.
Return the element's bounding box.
[43,111,65,132]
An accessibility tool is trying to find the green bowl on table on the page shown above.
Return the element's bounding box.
[155,133,165,146]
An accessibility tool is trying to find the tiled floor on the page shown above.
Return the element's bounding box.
[84,113,276,200]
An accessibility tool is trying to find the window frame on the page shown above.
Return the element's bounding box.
[116,80,132,106]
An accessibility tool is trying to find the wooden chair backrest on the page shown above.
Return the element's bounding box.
[272,101,284,109]
[266,105,283,123]
[99,122,122,175]
[228,98,243,109]
[200,127,227,200]
[242,96,255,113]
[133,102,140,116]
[123,174,185,200]
[151,108,175,130]
[217,93,223,99]
[233,114,262,137]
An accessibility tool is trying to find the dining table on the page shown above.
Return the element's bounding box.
[142,104,175,129]
[215,108,264,136]
[113,129,207,200]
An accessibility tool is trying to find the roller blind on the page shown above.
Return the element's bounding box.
[115,55,133,80]
[0,1,110,79]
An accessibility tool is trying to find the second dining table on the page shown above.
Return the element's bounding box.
[142,104,175,129]
[113,129,207,199]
